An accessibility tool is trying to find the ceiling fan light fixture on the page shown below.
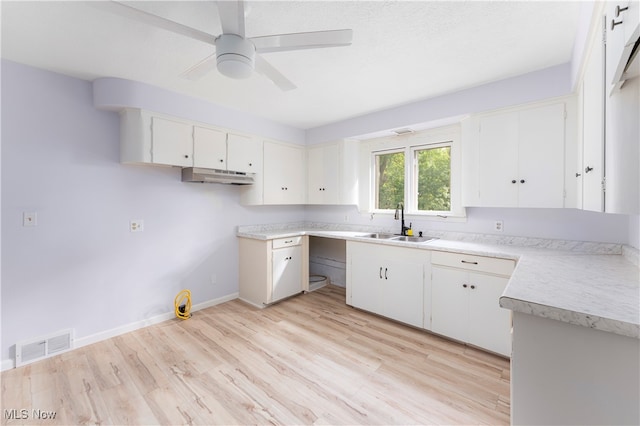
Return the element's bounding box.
[215,34,255,79]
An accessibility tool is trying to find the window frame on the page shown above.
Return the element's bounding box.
[366,125,465,218]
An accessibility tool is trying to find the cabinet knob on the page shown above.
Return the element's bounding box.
[511,179,517,184]
[219,159,224,163]
[611,18,623,30]
[249,163,252,167]
[463,284,468,288]
[184,155,189,159]
[576,172,582,177]
[520,179,525,184]
[585,166,594,173]
[616,5,628,17]
[470,285,476,290]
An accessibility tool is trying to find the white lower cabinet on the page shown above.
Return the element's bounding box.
[430,251,514,356]
[239,236,309,307]
[271,244,303,303]
[347,241,428,328]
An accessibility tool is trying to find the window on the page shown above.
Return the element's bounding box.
[414,144,451,212]
[374,150,405,209]
[367,126,463,217]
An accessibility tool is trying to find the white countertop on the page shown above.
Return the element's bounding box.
[237,223,640,339]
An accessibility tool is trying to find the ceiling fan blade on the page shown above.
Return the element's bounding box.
[252,29,353,54]
[180,54,218,81]
[215,0,245,37]
[254,55,296,91]
[90,1,217,45]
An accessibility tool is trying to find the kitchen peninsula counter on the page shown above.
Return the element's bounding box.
[237,222,639,339]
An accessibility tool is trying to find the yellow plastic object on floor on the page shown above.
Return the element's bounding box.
[174,289,192,320]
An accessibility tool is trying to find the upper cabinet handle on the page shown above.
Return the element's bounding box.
[611,19,623,30]
[616,5,629,17]
[585,166,594,173]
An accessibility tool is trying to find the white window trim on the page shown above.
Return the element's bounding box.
[364,124,466,219]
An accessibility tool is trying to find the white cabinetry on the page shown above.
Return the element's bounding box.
[605,1,640,88]
[477,103,566,208]
[580,22,606,212]
[347,241,428,328]
[227,133,262,174]
[120,109,263,174]
[263,141,305,204]
[239,236,309,307]
[307,143,339,204]
[193,126,227,169]
[430,251,514,357]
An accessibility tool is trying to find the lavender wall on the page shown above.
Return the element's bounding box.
[306,63,573,144]
[0,61,305,366]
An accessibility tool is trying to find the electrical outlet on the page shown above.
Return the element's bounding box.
[23,212,37,227]
[130,220,144,232]
[494,220,504,232]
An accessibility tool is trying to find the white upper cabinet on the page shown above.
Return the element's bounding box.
[469,101,567,208]
[120,109,262,175]
[227,133,262,174]
[193,126,227,169]
[307,143,339,204]
[605,1,640,89]
[151,116,194,167]
[263,141,305,205]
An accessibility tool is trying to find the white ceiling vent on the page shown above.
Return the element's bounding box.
[15,329,74,367]
[393,128,414,136]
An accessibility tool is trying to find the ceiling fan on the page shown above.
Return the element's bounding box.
[93,0,353,91]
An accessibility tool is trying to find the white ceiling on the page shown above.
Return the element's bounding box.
[1,1,581,130]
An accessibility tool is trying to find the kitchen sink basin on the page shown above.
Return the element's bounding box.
[359,233,437,243]
[361,233,398,239]
[393,235,437,243]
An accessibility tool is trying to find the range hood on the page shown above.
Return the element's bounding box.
[181,167,255,185]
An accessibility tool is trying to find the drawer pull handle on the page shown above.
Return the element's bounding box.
[461,260,478,265]
[284,240,293,244]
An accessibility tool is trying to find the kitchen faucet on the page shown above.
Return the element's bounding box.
[394,202,410,236]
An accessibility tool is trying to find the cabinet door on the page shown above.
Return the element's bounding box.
[582,31,605,212]
[307,144,339,204]
[349,243,385,314]
[193,126,227,169]
[151,116,193,167]
[518,103,565,208]
[264,142,305,204]
[227,133,262,174]
[478,112,519,207]
[431,266,469,343]
[383,258,424,328]
[467,273,511,357]
[271,245,302,303]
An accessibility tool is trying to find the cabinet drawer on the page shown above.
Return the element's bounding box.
[272,236,302,249]
[431,251,514,276]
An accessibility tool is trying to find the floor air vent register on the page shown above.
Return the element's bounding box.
[15,329,74,367]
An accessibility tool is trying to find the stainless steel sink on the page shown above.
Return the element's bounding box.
[392,235,437,243]
[361,233,398,239]
[359,233,437,243]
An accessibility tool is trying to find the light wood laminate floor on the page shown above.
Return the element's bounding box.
[1,285,510,425]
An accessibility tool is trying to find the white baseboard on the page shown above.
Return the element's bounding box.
[1,292,238,371]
